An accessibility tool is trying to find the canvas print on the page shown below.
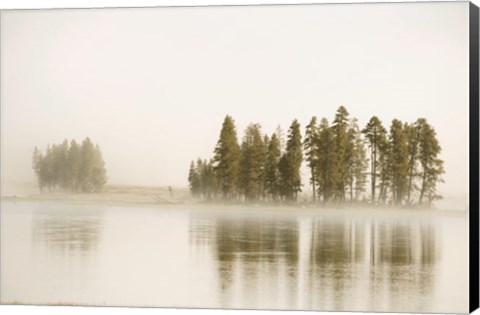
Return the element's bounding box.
[0,1,477,314]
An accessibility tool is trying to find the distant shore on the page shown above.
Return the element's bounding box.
[1,185,467,217]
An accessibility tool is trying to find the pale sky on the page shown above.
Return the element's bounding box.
[0,2,470,196]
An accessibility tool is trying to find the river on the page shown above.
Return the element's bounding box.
[0,200,469,313]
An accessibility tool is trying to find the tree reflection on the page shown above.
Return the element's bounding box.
[189,212,441,312]
[32,206,103,255]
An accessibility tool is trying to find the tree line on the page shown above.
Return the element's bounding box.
[32,137,108,193]
[188,106,444,207]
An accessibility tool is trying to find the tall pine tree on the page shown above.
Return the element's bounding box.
[213,115,241,200]
[362,116,387,205]
[279,119,303,202]
[304,116,319,203]
[332,106,350,202]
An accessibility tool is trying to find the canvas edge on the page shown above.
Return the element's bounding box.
[470,1,480,314]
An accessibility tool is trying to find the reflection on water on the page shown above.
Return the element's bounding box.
[1,201,468,313]
[188,213,446,312]
[32,211,102,255]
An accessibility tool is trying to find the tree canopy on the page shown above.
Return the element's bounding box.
[188,109,444,208]
[32,138,108,193]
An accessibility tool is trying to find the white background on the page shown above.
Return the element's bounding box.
[0,0,478,315]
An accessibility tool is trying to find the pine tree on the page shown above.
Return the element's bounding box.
[196,159,206,197]
[261,134,270,200]
[376,134,390,205]
[213,115,241,200]
[32,138,107,193]
[265,133,281,201]
[275,125,285,154]
[67,140,81,192]
[32,147,44,192]
[416,119,444,205]
[353,134,368,201]
[387,119,409,206]
[405,121,421,205]
[346,119,368,202]
[332,106,350,202]
[58,139,70,190]
[91,144,108,192]
[279,119,303,202]
[304,116,319,203]
[204,159,218,200]
[188,160,201,196]
[239,123,266,202]
[43,144,55,191]
[362,116,387,205]
[79,138,96,192]
[315,118,337,203]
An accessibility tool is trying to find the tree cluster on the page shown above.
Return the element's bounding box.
[32,137,108,193]
[189,107,444,207]
[189,116,303,203]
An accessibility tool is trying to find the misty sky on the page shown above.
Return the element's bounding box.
[0,2,470,196]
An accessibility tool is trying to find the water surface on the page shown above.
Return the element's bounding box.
[0,200,468,313]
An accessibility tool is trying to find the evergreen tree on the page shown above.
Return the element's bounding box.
[203,159,218,200]
[279,119,303,202]
[332,106,350,202]
[416,119,444,205]
[79,138,96,192]
[387,119,409,206]
[353,133,368,201]
[362,116,387,205]
[58,139,70,190]
[67,140,81,192]
[91,144,108,192]
[213,115,241,200]
[188,160,201,196]
[261,134,270,200]
[32,147,44,192]
[275,125,285,154]
[43,144,54,191]
[304,116,319,203]
[346,119,368,202]
[405,121,421,205]
[239,124,266,202]
[315,118,337,203]
[32,138,107,193]
[376,134,390,205]
[265,133,281,201]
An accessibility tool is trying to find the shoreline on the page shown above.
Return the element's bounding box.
[0,193,468,218]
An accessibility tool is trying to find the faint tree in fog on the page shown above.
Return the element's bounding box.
[201,159,218,200]
[32,137,108,193]
[67,140,82,192]
[188,160,201,197]
[32,147,44,192]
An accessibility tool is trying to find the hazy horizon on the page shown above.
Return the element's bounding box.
[0,2,470,198]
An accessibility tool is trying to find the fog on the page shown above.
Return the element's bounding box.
[0,2,469,199]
